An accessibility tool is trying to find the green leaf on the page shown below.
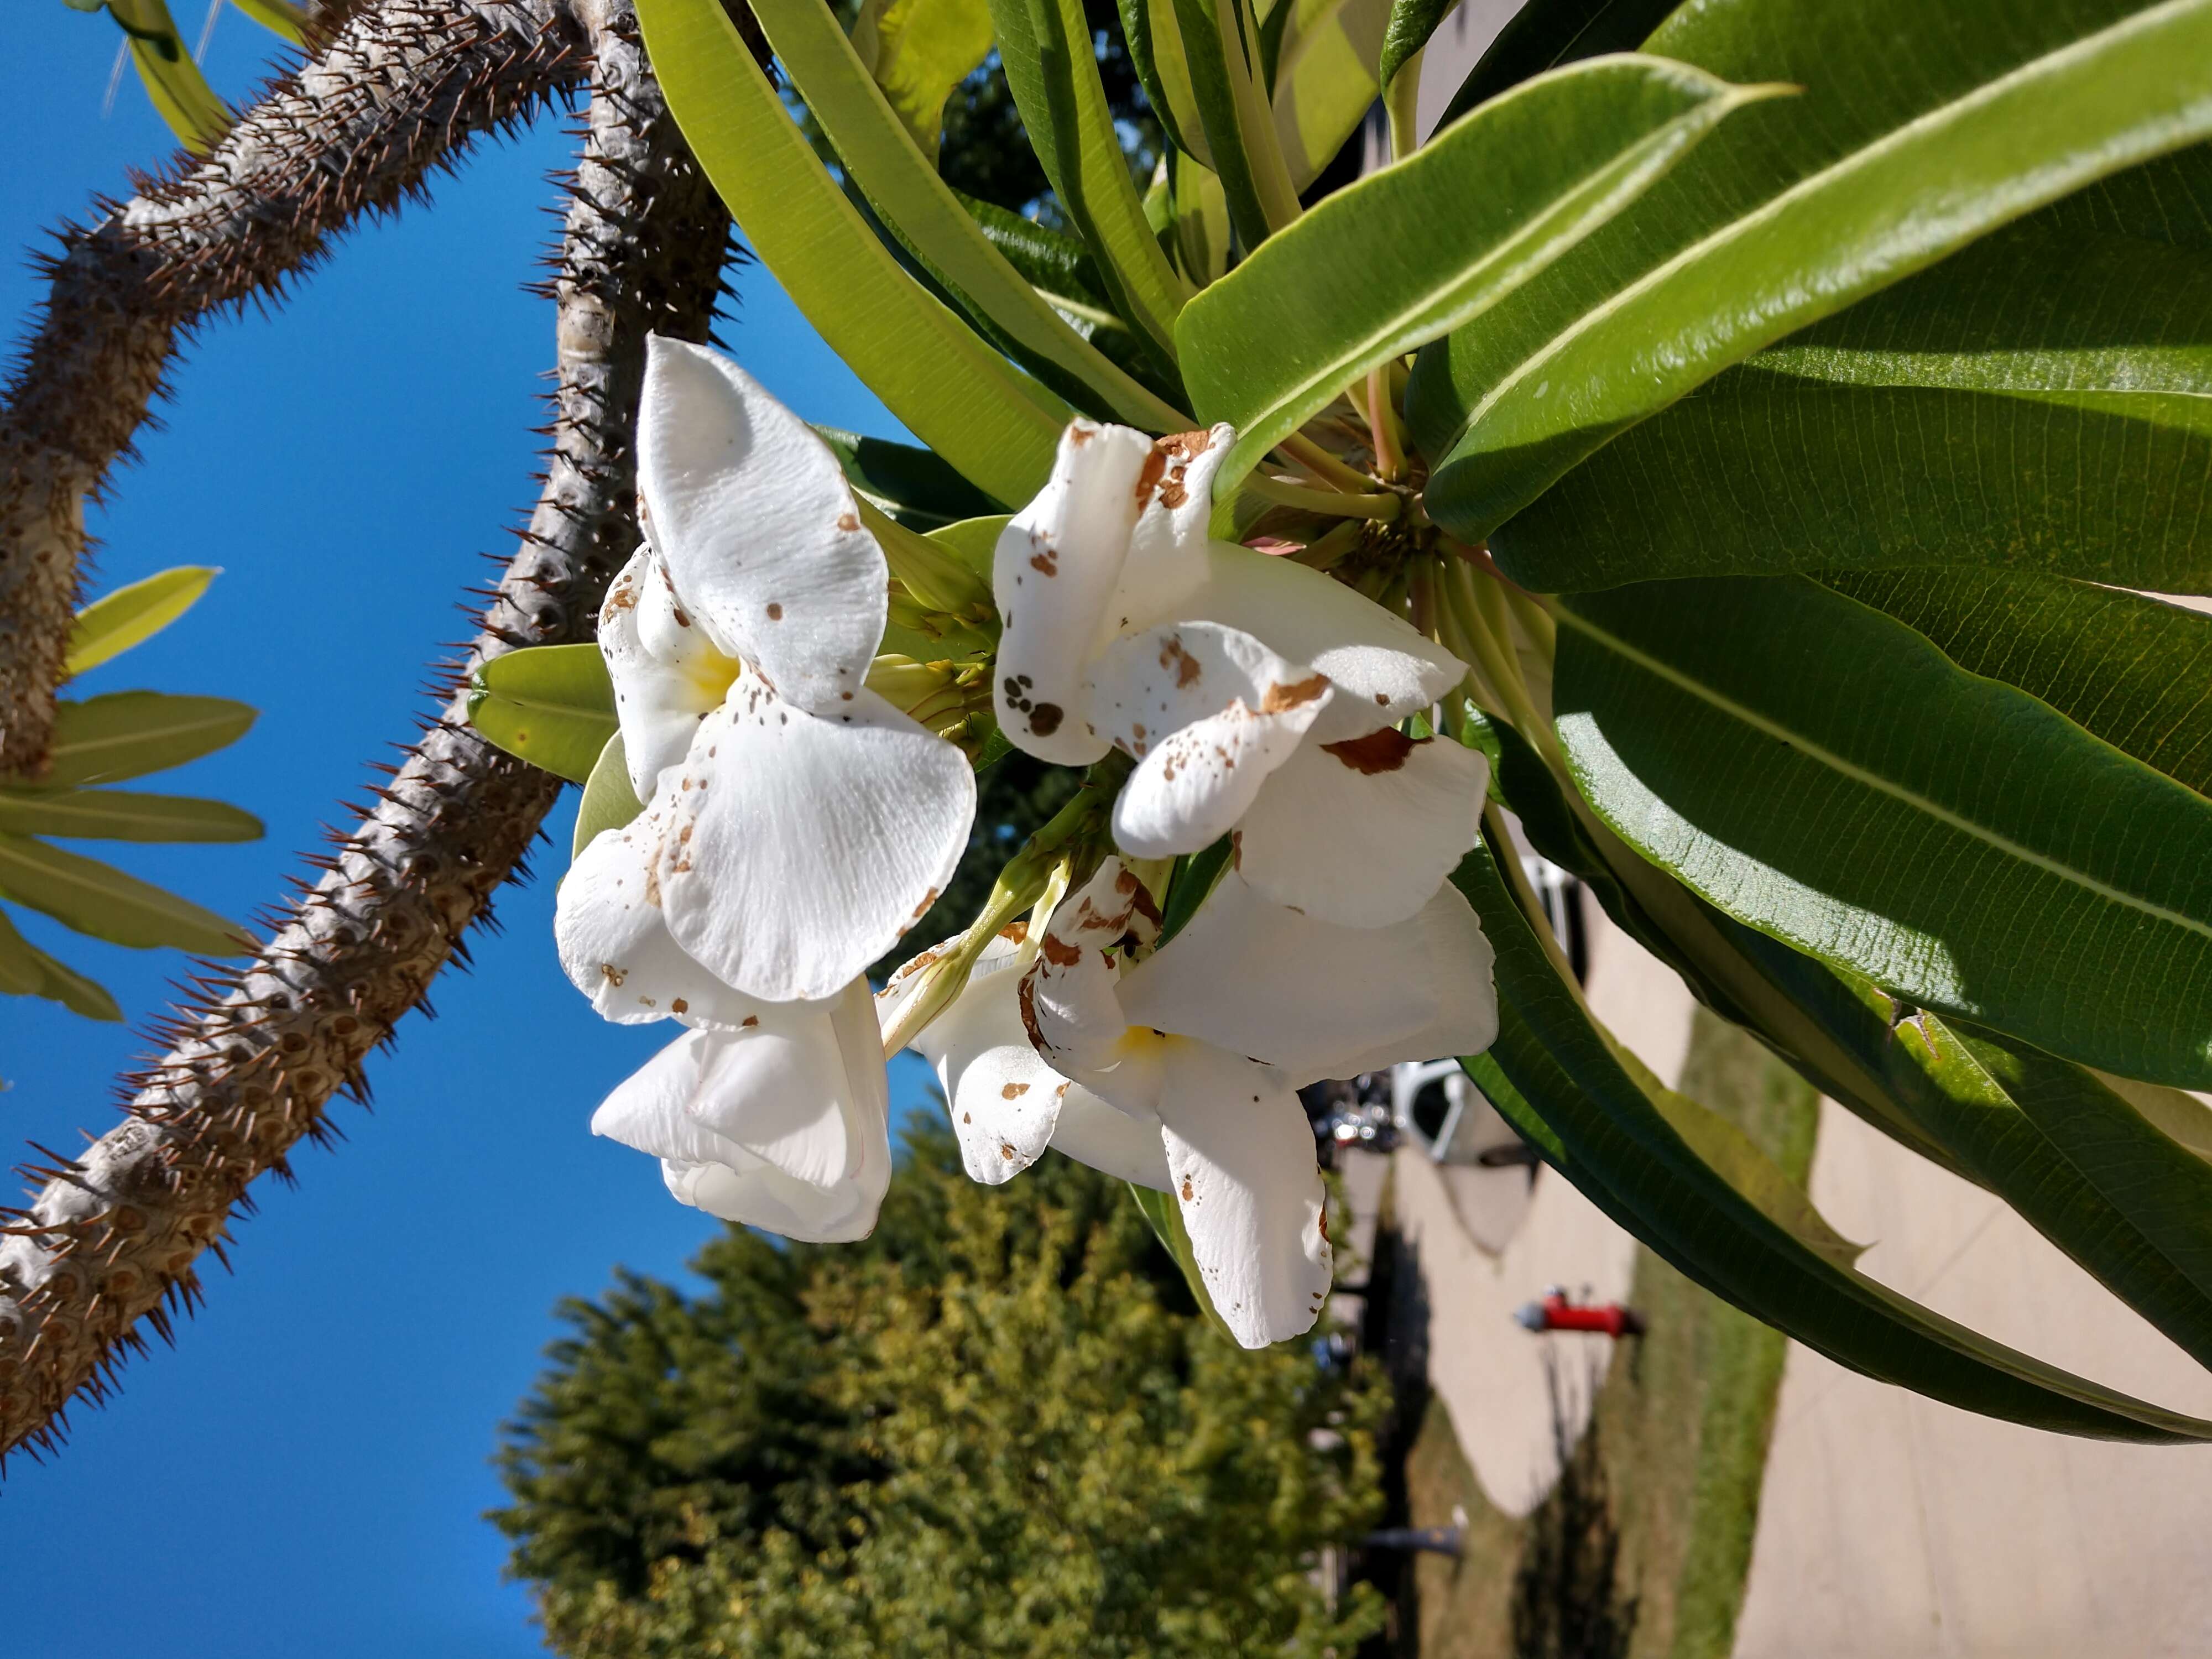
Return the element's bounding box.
[572,733,645,861]
[0,788,261,843]
[467,644,618,786]
[1376,0,1453,93]
[0,909,121,1021]
[848,0,995,156]
[814,426,1002,529]
[1552,575,2212,1087]
[757,0,1185,429]
[1818,571,2212,800]
[1154,833,1232,950]
[1492,225,2212,592]
[0,833,249,955]
[64,565,218,677]
[111,0,230,151]
[1119,0,1214,164]
[1167,149,1232,286]
[637,0,1068,505]
[1165,0,1303,248]
[1451,837,2212,1442]
[1177,55,1771,496]
[228,0,309,41]
[1416,0,2212,543]
[986,0,1192,365]
[1435,0,1682,127]
[1268,0,1392,191]
[2096,1070,2212,1166]
[42,692,257,787]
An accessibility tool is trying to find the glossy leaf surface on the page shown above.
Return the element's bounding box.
[1553,576,2212,1086]
[1491,225,2212,591]
[1178,55,1765,493]
[1416,0,2212,542]
[849,0,995,155]
[1452,838,2212,1442]
[1436,0,1681,126]
[815,426,1003,528]
[637,0,1067,504]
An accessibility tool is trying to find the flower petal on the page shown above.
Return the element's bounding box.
[1088,622,1332,858]
[1154,1040,1331,1348]
[1235,731,1489,925]
[682,1000,860,1188]
[591,1029,754,1166]
[1107,425,1235,635]
[600,540,742,796]
[1117,873,1496,1085]
[1050,1084,1172,1190]
[1188,544,1464,743]
[1018,859,1147,1077]
[992,420,1150,764]
[637,337,886,713]
[658,683,975,1003]
[555,790,781,1030]
[914,952,1072,1186]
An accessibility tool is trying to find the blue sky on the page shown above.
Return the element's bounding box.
[4,12,926,1652]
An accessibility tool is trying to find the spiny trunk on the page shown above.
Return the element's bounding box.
[0,0,732,1462]
[0,0,593,778]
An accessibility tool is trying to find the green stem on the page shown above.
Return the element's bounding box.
[1243,471,1402,520]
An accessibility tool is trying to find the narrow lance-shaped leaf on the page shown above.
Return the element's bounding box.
[1177,55,1775,496]
[1119,0,1214,164]
[1451,836,2212,1443]
[467,643,618,786]
[64,565,218,677]
[109,0,231,152]
[1551,575,2212,1088]
[1817,571,2212,800]
[572,733,645,861]
[1166,0,1302,249]
[0,833,250,956]
[755,0,1187,428]
[1419,0,2212,544]
[1495,224,2212,592]
[1269,0,1393,192]
[986,0,1192,366]
[814,426,1003,528]
[636,0,1068,504]
[0,909,121,1021]
[0,789,262,843]
[42,692,257,789]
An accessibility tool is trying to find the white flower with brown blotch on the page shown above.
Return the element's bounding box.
[993,419,1489,926]
[885,858,1497,1347]
[558,337,977,1241]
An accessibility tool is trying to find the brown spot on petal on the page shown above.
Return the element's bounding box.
[1000,1142,1018,1160]
[1322,727,1420,774]
[1002,1082,1030,1099]
[836,511,859,532]
[1158,635,1203,688]
[1261,674,1329,713]
[766,603,783,621]
[963,1112,972,1124]
[1180,1178,1194,1201]
[599,964,628,987]
[1126,878,1162,929]
[742,1015,760,1028]
[999,921,1029,944]
[1070,425,1095,446]
[1018,971,1045,1048]
[1134,446,1168,511]
[912,888,940,920]
[671,998,689,1015]
[1028,702,1064,737]
[1040,933,1082,968]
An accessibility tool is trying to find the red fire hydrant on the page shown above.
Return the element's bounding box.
[1513,1285,1646,1338]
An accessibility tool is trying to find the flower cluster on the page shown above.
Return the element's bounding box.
[559,338,974,1240]
[561,341,1498,1343]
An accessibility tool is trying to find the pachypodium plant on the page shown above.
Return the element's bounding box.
[471,0,2212,1438]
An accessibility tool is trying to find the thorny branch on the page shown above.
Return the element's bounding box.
[0,0,735,1462]
[0,0,592,776]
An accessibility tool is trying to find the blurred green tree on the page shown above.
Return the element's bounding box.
[492,1124,1389,1657]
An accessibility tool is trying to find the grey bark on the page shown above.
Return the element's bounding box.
[0,0,732,1462]
[0,0,592,777]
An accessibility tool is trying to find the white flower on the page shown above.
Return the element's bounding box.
[888,858,1497,1347]
[557,336,977,1014]
[591,980,892,1243]
[559,338,978,1243]
[992,421,1488,926]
